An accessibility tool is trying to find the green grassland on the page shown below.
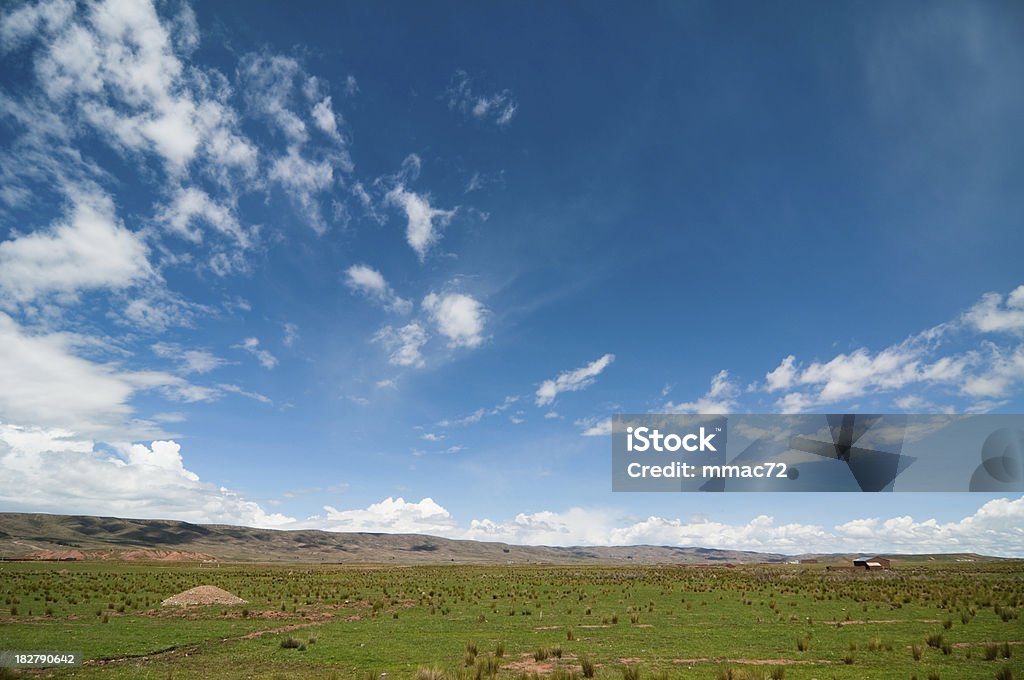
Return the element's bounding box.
[1,561,1022,680]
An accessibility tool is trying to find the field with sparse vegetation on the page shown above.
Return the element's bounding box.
[1,560,1022,679]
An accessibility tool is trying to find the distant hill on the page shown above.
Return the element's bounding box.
[0,512,1004,565]
[0,512,790,564]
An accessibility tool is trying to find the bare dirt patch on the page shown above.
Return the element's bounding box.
[503,654,555,674]
[161,586,247,607]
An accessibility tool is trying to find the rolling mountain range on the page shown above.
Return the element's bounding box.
[0,512,998,565]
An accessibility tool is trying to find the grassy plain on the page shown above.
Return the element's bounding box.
[1,560,1022,679]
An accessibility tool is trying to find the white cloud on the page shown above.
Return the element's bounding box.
[155,186,252,249]
[422,292,487,348]
[5,0,256,180]
[577,416,611,437]
[755,287,1024,412]
[0,190,151,305]
[268,146,335,234]
[344,264,412,314]
[421,432,444,442]
[238,52,351,233]
[151,342,224,374]
[321,497,456,534]
[311,96,342,141]
[385,184,456,260]
[343,74,358,96]
[435,396,517,428]
[764,355,797,392]
[122,288,202,332]
[964,286,1024,334]
[373,323,428,368]
[446,70,518,127]
[0,0,75,49]
[283,322,299,347]
[960,344,1024,399]
[0,424,292,527]
[535,353,615,406]
[216,383,271,405]
[0,312,214,437]
[235,337,278,370]
[239,52,309,143]
[663,370,739,414]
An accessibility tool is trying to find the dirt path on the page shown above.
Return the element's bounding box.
[84,614,342,666]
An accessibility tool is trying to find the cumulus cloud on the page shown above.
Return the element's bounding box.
[742,284,1024,412]
[235,337,278,369]
[964,285,1024,334]
[422,292,487,348]
[306,494,1024,557]
[0,424,292,527]
[446,70,517,127]
[535,354,615,406]
[321,496,456,534]
[0,190,151,305]
[373,323,428,368]
[663,370,740,414]
[344,264,412,314]
[385,184,456,260]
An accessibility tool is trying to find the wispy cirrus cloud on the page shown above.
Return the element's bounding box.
[445,70,517,127]
[535,353,615,406]
[151,342,225,375]
[235,337,278,370]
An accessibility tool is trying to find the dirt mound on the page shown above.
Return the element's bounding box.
[161,586,247,607]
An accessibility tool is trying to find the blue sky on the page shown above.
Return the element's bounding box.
[1,0,1023,555]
